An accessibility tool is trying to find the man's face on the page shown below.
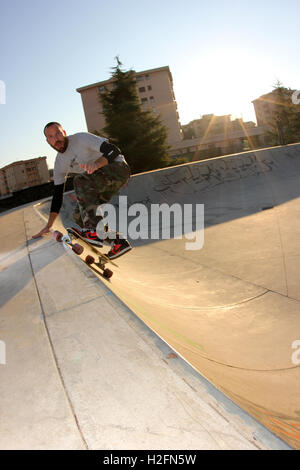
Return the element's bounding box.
[45,124,68,152]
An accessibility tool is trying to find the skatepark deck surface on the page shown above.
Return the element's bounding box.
[1,143,300,450]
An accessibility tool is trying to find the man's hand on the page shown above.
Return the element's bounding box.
[32,225,51,239]
[80,156,108,175]
[32,213,58,239]
[79,161,100,174]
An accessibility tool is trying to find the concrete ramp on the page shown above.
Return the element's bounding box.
[1,144,300,449]
[56,144,300,449]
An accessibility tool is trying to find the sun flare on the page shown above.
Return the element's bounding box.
[179,47,267,124]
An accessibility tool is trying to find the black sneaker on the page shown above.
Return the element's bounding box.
[72,227,103,247]
[106,238,132,259]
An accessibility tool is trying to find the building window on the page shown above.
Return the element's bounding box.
[98,86,105,92]
[147,85,152,91]
[145,74,150,80]
[141,97,148,104]
[149,96,155,103]
[139,87,146,93]
[136,76,144,82]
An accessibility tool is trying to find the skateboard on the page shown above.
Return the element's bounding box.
[52,227,117,279]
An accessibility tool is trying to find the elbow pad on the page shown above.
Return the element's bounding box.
[100,141,121,164]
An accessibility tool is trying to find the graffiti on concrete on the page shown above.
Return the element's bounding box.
[111,147,300,208]
[153,154,276,196]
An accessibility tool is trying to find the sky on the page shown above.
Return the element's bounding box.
[0,0,299,169]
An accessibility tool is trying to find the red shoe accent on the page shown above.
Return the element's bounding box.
[110,243,122,255]
[85,231,98,240]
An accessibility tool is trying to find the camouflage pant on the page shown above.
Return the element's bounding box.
[72,161,130,229]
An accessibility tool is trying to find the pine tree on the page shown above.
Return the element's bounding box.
[97,58,170,174]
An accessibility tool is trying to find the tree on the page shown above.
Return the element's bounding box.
[267,81,300,145]
[97,58,170,174]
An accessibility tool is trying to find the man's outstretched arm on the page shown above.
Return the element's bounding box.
[32,184,64,238]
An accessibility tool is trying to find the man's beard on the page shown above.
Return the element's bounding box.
[51,137,69,153]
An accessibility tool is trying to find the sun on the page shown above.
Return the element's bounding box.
[179,46,266,124]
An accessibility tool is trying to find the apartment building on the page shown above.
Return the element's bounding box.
[76,66,183,145]
[183,114,257,140]
[0,157,49,197]
[171,126,267,158]
[176,114,267,158]
[252,91,280,129]
[0,171,7,198]
[252,88,300,130]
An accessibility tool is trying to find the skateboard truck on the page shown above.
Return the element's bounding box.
[52,230,114,279]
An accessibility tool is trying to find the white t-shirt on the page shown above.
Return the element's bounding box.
[53,132,126,185]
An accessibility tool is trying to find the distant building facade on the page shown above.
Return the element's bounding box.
[252,88,300,130]
[176,114,267,159]
[0,157,49,197]
[252,88,300,145]
[182,114,257,140]
[76,66,183,146]
[252,92,277,129]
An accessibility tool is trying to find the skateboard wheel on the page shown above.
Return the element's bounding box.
[53,230,63,242]
[103,268,113,279]
[85,255,95,265]
[72,243,84,255]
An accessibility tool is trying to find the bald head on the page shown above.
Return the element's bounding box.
[43,121,63,136]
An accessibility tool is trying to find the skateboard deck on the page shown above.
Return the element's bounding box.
[52,227,117,279]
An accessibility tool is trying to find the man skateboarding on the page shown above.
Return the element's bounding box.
[32,122,132,259]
